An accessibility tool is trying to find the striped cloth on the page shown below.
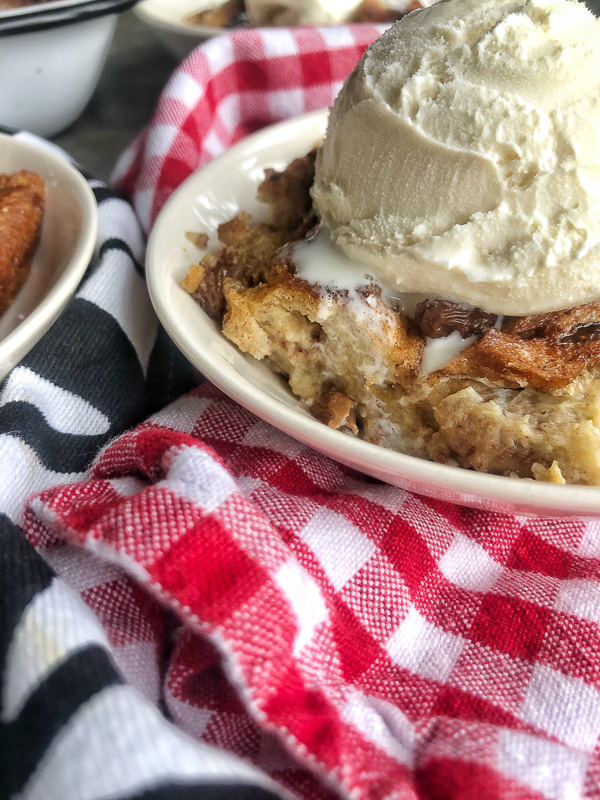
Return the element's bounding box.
[3,25,600,800]
[0,131,285,800]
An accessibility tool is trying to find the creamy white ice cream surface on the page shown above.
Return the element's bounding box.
[312,0,600,316]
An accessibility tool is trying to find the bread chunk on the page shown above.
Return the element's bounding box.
[0,171,45,315]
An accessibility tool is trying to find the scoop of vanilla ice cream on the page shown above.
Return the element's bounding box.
[312,0,600,316]
[245,0,363,25]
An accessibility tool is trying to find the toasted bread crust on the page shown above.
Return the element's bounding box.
[440,328,600,392]
[0,171,45,315]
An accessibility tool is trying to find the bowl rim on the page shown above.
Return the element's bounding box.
[0,131,98,374]
[133,0,394,43]
[133,0,226,39]
[145,108,600,518]
[0,0,138,36]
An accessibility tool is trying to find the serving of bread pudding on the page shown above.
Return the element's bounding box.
[181,152,600,485]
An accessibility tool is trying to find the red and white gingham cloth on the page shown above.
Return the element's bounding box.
[24,27,600,800]
[112,24,385,230]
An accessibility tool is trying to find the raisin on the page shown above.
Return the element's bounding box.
[413,299,497,339]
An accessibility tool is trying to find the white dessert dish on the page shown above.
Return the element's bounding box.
[0,0,138,137]
[134,0,413,61]
[134,0,225,61]
[145,110,600,517]
[0,132,98,378]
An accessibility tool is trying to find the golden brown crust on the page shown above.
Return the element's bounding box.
[502,301,600,341]
[0,170,45,315]
[180,154,318,318]
[440,305,600,392]
[256,150,318,234]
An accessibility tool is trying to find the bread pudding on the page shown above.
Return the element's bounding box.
[181,151,600,486]
[0,171,45,315]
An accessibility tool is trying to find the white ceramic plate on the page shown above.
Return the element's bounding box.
[146,109,600,517]
[134,0,232,60]
[0,133,98,377]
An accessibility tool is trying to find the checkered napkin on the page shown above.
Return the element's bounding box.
[4,26,600,800]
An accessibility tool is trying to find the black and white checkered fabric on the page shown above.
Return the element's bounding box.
[0,132,283,800]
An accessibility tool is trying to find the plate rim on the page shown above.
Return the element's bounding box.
[146,108,600,517]
[0,132,98,372]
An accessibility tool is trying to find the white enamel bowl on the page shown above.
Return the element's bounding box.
[0,0,138,137]
[0,133,98,378]
[146,109,600,518]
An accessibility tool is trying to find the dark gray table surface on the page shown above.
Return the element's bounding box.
[51,11,177,183]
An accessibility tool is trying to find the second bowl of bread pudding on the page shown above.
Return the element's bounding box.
[0,133,97,377]
[135,0,430,61]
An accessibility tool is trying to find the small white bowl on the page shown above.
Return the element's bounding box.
[0,0,138,137]
[0,132,98,378]
[134,0,228,60]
